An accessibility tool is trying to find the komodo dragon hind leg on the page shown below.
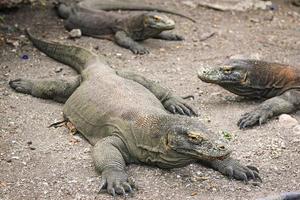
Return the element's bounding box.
[9,75,81,103]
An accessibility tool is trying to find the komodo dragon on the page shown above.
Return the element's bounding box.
[55,0,195,54]
[9,31,261,196]
[198,59,300,129]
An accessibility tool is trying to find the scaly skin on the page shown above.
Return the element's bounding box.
[198,59,300,129]
[257,192,300,200]
[55,1,193,54]
[10,31,261,196]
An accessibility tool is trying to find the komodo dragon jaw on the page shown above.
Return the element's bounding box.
[165,127,231,160]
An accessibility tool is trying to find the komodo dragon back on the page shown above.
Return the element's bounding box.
[78,0,196,22]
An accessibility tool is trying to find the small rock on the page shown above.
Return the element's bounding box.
[54,67,63,73]
[191,192,198,196]
[182,1,197,8]
[278,114,298,128]
[249,18,260,23]
[29,147,36,150]
[69,29,82,39]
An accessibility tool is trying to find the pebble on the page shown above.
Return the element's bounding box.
[278,114,298,128]
[181,1,197,8]
[69,29,82,39]
[54,67,63,73]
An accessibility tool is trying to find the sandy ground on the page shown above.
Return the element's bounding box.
[0,1,300,199]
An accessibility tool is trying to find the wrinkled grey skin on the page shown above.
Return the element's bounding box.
[9,31,261,196]
[198,59,300,129]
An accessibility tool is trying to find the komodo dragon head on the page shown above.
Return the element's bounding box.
[143,12,175,30]
[198,59,300,99]
[129,12,175,40]
[165,125,231,161]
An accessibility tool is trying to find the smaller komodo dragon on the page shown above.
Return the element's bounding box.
[198,59,300,129]
[55,0,195,54]
[9,31,261,196]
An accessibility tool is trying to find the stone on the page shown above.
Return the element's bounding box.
[69,29,82,39]
[182,1,197,9]
[278,114,298,128]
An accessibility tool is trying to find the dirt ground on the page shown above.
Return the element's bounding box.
[0,1,300,199]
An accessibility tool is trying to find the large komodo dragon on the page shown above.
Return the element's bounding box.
[198,59,300,129]
[55,0,195,54]
[9,31,261,196]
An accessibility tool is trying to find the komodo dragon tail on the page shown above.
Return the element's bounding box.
[78,1,196,22]
[26,29,97,73]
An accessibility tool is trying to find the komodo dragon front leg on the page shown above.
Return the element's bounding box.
[93,136,133,196]
[9,75,81,103]
[208,158,261,182]
[114,31,149,54]
[116,70,198,116]
[238,90,300,129]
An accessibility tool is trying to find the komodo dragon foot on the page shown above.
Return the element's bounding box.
[9,78,32,94]
[210,158,262,182]
[99,169,134,196]
[238,107,273,129]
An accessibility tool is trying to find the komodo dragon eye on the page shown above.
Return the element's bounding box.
[153,16,161,21]
[187,131,205,143]
[222,67,233,75]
